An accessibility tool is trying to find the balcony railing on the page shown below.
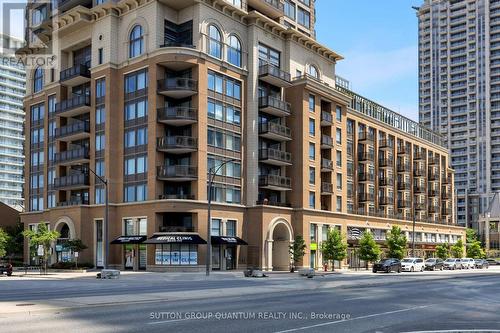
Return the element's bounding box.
[321,111,333,125]
[398,182,411,190]
[157,78,198,98]
[321,134,334,148]
[414,184,426,193]
[379,196,394,205]
[397,162,410,172]
[358,172,375,182]
[258,122,291,140]
[358,152,374,161]
[157,107,197,124]
[54,147,89,164]
[321,158,334,171]
[414,167,426,177]
[60,64,90,83]
[258,174,292,189]
[159,194,195,200]
[358,131,374,143]
[321,182,334,194]
[379,138,393,150]
[258,63,291,84]
[398,199,411,208]
[379,157,394,167]
[54,121,90,140]
[358,193,375,202]
[157,165,197,180]
[53,173,89,189]
[379,177,394,186]
[57,197,89,207]
[258,96,291,116]
[157,136,198,152]
[258,148,292,165]
[428,188,439,196]
[54,95,91,115]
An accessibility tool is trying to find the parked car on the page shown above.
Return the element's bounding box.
[461,258,475,269]
[486,258,499,265]
[474,259,489,269]
[443,258,461,270]
[372,258,401,273]
[0,263,13,276]
[424,258,444,271]
[401,258,425,272]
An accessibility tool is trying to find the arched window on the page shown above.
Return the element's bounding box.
[227,35,242,67]
[308,65,319,79]
[33,67,43,93]
[208,25,222,59]
[129,25,144,58]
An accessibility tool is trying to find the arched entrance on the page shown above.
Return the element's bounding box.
[54,217,76,263]
[265,218,293,271]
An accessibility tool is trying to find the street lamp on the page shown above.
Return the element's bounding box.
[206,158,238,276]
[412,193,416,257]
[87,167,109,270]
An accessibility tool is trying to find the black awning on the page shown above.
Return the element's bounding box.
[211,236,248,245]
[143,233,207,244]
[110,235,147,244]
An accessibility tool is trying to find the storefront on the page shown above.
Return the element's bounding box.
[110,235,148,270]
[211,236,247,270]
[145,233,207,270]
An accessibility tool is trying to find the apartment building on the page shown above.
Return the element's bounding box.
[417,0,500,229]
[0,34,25,210]
[18,0,464,271]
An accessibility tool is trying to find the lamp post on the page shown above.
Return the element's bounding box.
[87,167,109,270]
[206,158,238,276]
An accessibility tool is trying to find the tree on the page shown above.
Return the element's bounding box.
[23,223,60,273]
[321,228,347,271]
[358,230,381,268]
[435,243,450,260]
[466,228,478,244]
[5,222,24,259]
[451,239,465,258]
[0,228,9,258]
[467,240,484,259]
[289,235,306,272]
[65,239,88,269]
[386,226,407,260]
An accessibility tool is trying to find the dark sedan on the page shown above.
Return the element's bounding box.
[0,263,13,276]
[424,258,444,271]
[372,258,401,273]
[475,259,489,269]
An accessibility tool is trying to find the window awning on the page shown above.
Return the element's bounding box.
[143,233,207,244]
[211,236,248,245]
[110,235,147,244]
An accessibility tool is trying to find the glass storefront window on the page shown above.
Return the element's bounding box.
[155,244,198,266]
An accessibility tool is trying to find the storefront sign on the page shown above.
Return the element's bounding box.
[55,244,63,252]
[310,243,317,251]
[211,236,248,245]
[144,233,207,244]
[110,236,147,244]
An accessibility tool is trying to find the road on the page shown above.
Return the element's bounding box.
[1,270,500,332]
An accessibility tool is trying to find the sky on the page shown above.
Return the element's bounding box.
[316,0,422,121]
[0,0,26,39]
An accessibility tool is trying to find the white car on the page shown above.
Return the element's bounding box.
[401,258,425,272]
[461,258,475,269]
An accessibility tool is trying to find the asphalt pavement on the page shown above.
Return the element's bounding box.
[1,268,500,332]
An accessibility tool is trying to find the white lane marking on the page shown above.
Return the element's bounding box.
[402,331,500,333]
[148,318,192,325]
[343,296,370,301]
[274,305,432,333]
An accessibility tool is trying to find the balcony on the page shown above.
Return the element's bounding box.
[429,204,439,213]
[414,184,426,194]
[53,173,89,190]
[54,147,89,166]
[358,131,374,143]
[358,172,374,182]
[54,95,91,117]
[442,188,451,199]
[248,0,284,19]
[156,136,197,154]
[258,174,292,191]
[255,200,291,207]
[429,170,440,180]
[398,199,411,208]
[398,182,411,191]
[429,156,440,165]
[157,165,197,181]
[321,111,333,126]
[441,206,452,216]
[358,193,375,202]
[159,194,195,200]
[415,202,426,211]
[414,151,424,160]
[320,135,334,149]
[157,78,198,99]
[60,64,90,86]
[379,177,394,187]
[379,138,393,150]
[321,158,334,172]
[379,196,394,206]
[358,152,374,162]
[442,175,452,184]
[414,167,426,177]
[258,64,291,87]
[398,146,409,155]
[57,0,92,13]
[379,157,394,168]
[258,148,292,166]
[428,188,439,197]
[259,122,292,141]
[321,182,334,194]
[258,96,291,117]
[55,121,90,142]
[157,107,197,126]
[397,162,411,173]
[57,197,90,207]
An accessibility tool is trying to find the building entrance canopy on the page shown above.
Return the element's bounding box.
[144,233,207,244]
[211,236,248,245]
[110,236,147,244]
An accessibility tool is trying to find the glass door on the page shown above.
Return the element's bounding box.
[96,220,103,268]
[139,244,146,270]
[212,245,220,270]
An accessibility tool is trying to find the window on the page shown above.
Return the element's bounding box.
[227,35,242,67]
[48,95,56,114]
[309,167,315,185]
[309,94,315,112]
[95,159,105,177]
[96,78,106,99]
[125,155,147,175]
[258,44,280,67]
[296,69,302,78]
[129,25,144,58]
[125,99,148,120]
[208,25,222,59]
[309,118,315,136]
[298,7,310,28]
[284,0,296,19]
[336,105,342,121]
[207,99,241,125]
[33,67,43,93]
[207,128,241,151]
[309,192,315,209]
[98,48,103,64]
[226,220,236,237]
[336,173,342,190]
[96,105,105,124]
[31,103,45,122]
[308,65,319,79]
[208,71,241,100]
[47,193,55,208]
[95,186,105,204]
[336,128,342,144]
[336,150,342,167]
[336,196,342,212]
[124,183,147,202]
[155,244,198,266]
[96,133,105,151]
[207,156,241,178]
[211,218,221,236]
[125,127,148,147]
[125,69,148,94]
[309,142,315,160]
